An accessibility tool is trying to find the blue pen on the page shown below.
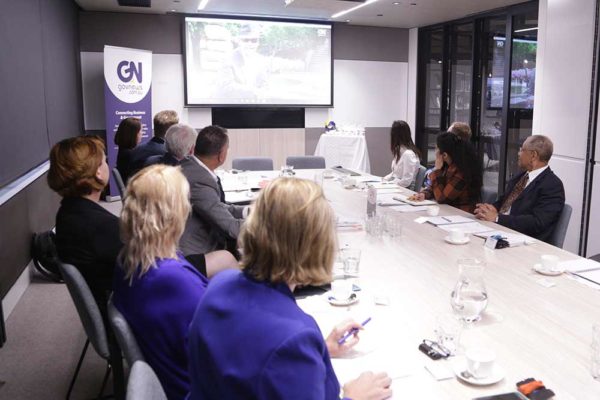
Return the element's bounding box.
[337,317,372,345]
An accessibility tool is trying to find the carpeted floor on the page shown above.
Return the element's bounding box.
[0,200,123,400]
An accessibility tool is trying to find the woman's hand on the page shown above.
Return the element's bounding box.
[343,371,393,400]
[325,319,362,358]
[407,192,425,202]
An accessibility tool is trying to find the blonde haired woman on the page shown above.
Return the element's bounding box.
[112,165,234,400]
[188,178,392,400]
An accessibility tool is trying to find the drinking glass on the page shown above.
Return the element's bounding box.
[341,248,361,277]
[387,214,403,238]
[365,215,384,238]
[280,165,294,177]
[434,313,462,355]
[450,259,488,323]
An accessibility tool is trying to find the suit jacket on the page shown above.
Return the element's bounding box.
[179,158,245,255]
[130,137,167,174]
[493,167,565,243]
[116,148,136,183]
[143,152,180,168]
[187,270,341,400]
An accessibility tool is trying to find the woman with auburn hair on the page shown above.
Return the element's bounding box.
[383,120,421,188]
[114,117,142,183]
[187,178,392,400]
[409,131,482,212]
[48,135,118,311]
[112,165,236,400]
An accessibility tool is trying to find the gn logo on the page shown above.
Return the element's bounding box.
[117,61,143,83]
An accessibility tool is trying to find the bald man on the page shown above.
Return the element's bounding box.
[474,135,565,243]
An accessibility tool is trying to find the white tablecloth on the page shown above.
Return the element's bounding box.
[314,134,371,173]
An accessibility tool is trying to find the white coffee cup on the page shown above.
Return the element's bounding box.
[541,254,559,271]
[427,206,440,216]
[343,177,357,188]
[449,228,466,243]
[465,348,496,379]
[331,280,352,300]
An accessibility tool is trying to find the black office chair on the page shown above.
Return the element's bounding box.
[232,157,273,171]
[126,361,167,400]
[112,168,127,199]
[107,297,145,368]
[285,156,326,169]
[549,204,572,249]
[59,262,125,400]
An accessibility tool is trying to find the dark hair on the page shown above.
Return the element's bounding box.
[195,125,229,157]
[48,136,107,198]
[114,118,141,149]
[153,110,179,138]
[436,132,482,201]
[390,120,420,161]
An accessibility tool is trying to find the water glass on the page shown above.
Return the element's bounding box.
[451,259,488,324]
[280,165,294,177]
[341,248,361,277]
[386,214,403,238]
[434,313,462,355]
[365,215,384,237]
[237,172,248,186]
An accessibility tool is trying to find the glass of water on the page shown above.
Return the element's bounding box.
[434,313,462,355]
[341,248,361,277]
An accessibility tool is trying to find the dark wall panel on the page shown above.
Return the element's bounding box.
[41,0,84,145]
[79,11,181,53]
[0,0,50,187]
[333,24,409,62]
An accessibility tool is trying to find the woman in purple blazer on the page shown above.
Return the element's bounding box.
[187,178,392,400]
[112,165,235,400]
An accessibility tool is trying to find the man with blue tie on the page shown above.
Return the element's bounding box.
[474,135,565,243]
[179,125,248,257]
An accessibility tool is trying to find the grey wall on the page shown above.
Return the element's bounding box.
[0,0,82,299]
[333,24,409,62]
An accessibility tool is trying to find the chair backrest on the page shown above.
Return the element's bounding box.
[285,156,326,170]
[412,165,427,192]
[232,157,273,171]
[107,297,145,367]
[127,361,167,400]
[549,203,572,248]
[480,187,498,204]
[58,262,110,359]
[112,168,127,199]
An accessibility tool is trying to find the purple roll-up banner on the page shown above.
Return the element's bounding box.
[104,45,152,198]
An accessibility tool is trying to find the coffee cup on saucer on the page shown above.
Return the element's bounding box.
[449,229,467,243]
[331,280,352,301]
[540,254,560,272]
[427,206,440,216]
[465,348,496,379]
[343,177,357,189]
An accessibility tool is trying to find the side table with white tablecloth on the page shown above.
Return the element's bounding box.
[314,134,371,173]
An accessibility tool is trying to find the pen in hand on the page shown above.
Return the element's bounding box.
[337,317,372,345]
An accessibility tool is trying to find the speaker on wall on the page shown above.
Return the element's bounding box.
[211,108,305,129]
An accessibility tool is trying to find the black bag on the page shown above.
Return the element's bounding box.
[31,231,63,283]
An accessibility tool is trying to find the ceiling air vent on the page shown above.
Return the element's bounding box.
[117,0,151,7]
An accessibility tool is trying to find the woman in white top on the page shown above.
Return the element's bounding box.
[383,120,421,187]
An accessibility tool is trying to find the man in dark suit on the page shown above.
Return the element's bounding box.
[144,123,197,167]
[475,135,565,243]
[179,125,247,256]
[130,110,179,172]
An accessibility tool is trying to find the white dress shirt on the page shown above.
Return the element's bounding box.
[383,146,420,187]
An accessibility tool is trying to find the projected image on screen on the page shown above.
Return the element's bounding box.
[185,17,332,106]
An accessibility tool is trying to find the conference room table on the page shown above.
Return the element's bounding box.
[221,168,600,399]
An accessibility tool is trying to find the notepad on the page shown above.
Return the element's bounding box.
[426,215,474,226]
[393,194,437,206]
[438,222,494,235]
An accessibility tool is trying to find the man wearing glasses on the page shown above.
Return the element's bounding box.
[474,135,565,243]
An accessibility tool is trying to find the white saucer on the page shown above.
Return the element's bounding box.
[444,236,470,245]
[533,263,564,276]
[452,357,505,386]
[326,292,359,306]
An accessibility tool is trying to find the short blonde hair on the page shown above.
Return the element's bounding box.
[119,165,191,279]
[240,178,336,286]
[153,110,179,138]
[48,136,106,198]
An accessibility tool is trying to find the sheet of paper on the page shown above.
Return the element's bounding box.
[559,258,600,273]
[389,205,431,213]
[332,352,413,384]
[574,269,600,285]
[426,215,474,225]
[437,222,494,235]
[473,230,535,246]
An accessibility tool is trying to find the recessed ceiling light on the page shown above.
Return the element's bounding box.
[197,0,210,11]
[346,19,351,22]
[171,9,176,12]
[332,0,381,19]
[393,2,400,4]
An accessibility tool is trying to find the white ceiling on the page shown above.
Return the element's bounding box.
[75,0,532,28]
